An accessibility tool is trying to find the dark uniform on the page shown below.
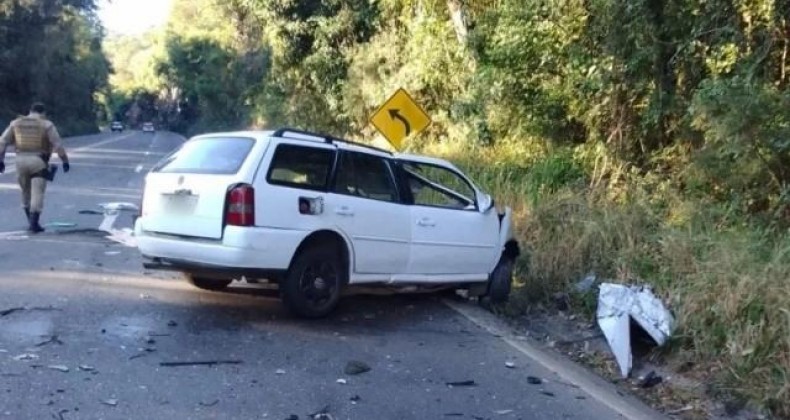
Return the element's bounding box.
[0,104,70,233]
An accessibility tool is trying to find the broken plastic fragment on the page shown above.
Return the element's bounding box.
[596,283,675,378]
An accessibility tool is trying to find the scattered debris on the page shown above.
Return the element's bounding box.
[53,409,69,420]
[336,378,347,385]
[576,273,598,293]
[139,294,151,300]
[167,320,178,327]
[596,283,675,378]
[667,405,694,415]
[444,414,464,417]
[276,369,286,375]
[349,395,361,404]
[344,360,371,375]
[101,399,118,407]
[575,396,587,400]
[284,415,299,420]
[1,307,24,317]
[35,335,64,347]
[129,349,156,360]
[505,361,516,369]
[540,391,555,397]
[552,292,570,311]
[199,400,219,407]
[78,365,95,372]
[638,371,663,388]
[494,409,514,415]
[526,376,543,385]
[445,380,477,387]
[46,222,77,229]
[79,210,103,215]
[159,360,242,367]
[13,354,39,361]
[146,338,156,345]
[47,365,70,373]
[1,305,60,317]
[309,405,333,420]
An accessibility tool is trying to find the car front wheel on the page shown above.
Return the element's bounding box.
[281,246,344,318]
[481,257,514,306]
[183,274,232,291]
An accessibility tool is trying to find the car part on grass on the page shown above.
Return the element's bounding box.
[596,283,675,378]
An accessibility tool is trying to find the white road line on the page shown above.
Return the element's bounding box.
[2,132,137,175]
[443,299,668,420]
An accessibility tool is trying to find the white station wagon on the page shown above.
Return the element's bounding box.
[135,128,520,317]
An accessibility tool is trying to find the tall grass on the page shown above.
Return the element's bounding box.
[424,140,790,417]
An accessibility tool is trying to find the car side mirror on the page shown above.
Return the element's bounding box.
[477,193,494,213]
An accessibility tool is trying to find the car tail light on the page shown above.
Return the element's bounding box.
[226,184,255,226]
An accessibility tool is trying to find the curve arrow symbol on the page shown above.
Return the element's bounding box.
[388,109,411,136]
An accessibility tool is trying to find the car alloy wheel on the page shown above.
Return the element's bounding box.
[283,246,344,318]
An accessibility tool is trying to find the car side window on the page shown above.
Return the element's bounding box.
[402,162,476,210]
[267,144,335,191]
[333,152,399,203]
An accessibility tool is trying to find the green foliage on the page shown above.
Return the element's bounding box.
[0,0,110,135]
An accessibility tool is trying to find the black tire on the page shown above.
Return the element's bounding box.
[184,274,232,291]
[481,257,514,306]
[282,246,345,318]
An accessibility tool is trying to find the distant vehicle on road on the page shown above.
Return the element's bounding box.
[110,121,124,132]
[142,122,155,133]
[135,128,519,318]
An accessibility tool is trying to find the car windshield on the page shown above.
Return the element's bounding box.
[153,136,255,175]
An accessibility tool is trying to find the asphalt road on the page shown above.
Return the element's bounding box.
[0,131,663,420]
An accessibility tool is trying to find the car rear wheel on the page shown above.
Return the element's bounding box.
[184,274,232,291]
[281,246,345,318]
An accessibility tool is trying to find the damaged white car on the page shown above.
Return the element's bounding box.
[135,128,519,317]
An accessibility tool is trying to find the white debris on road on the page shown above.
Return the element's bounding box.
[596,283,675,378]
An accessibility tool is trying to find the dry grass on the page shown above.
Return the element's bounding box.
[426,140,790,417]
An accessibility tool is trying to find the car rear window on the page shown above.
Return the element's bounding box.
[267,144,335,191]
[154,136,255,175]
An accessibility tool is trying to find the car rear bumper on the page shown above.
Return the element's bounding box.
[135,221,307,274]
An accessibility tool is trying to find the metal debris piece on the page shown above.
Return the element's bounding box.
[349,395,361,404]
[159,360,242,367]
[638,371,663,388]
[47,365,69,373]
[0,307,24,317]
[276,369,286,375]
[505,361,516,369]
[494,410,514,415]
[596,283,675,378]
[78,365,95,372]
[102,399,118,407]
[336,378,347,385]
[13,354,39,361]
[344,360,371,375]
[35,335,64,347]
[167,320,178,327]
[199,400,219,407]
[527,376,543,385]
[541,391,555,397]
[575,273,598,293]
[309,405,333,420]
[445,380,476,387]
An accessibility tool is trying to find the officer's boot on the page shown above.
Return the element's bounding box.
[23,207,30,221]
[28,212,45,234]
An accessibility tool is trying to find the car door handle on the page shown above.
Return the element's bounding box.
[335,206,354,216]
[417,218,435,227]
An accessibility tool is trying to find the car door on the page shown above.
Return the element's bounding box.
[328,150,410,275]
[400,161,499,276]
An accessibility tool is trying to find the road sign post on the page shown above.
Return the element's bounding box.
[369,88,431,151]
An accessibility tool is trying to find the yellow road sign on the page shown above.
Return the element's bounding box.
[369,88,431,151]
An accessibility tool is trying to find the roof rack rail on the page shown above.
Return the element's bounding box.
[272,127,393,155]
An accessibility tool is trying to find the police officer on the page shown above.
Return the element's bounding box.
[0,103,70,233]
